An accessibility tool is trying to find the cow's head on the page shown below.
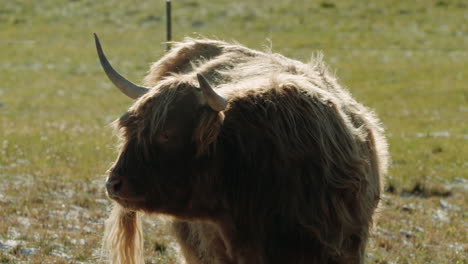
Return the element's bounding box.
[94,34,226,214]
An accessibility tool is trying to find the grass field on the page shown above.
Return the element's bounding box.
[0,0,466,263]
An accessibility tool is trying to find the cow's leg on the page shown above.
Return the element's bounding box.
[172,220,204,264]
[172,220,235,264]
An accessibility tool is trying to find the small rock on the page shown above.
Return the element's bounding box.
[439,199,451,209]
[7,228,20,239]
[453,177,467,183]
[376,227,396,240]
[83,226,93,233]
[0,242,8,251]
[400,229,413,239]
[401,203,415,212]
[414,226,425,233]
[432,209,450,222]
[366,252,375,260]
[17,216,31,227]
[0,240,20,251]
[20,247,37,256]
[445,177,468,192]
[50,249,72,259]
[70,238,86,246]
[448,242,464,253]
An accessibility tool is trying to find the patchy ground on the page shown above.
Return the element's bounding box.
[0,173,466,263]
[0,174,179,263]
[1,0,466,263]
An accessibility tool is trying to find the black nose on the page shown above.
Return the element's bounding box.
[106,177,122,197]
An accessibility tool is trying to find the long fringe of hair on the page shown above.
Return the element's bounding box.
[103,38,389,263]
[103,204,144,264]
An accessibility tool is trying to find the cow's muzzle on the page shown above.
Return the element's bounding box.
[105,174,145,203]
[106,176,123,198]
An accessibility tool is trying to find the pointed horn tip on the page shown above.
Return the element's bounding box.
[196,73,209,87]
[93,33,99,43]
[93,33,102,51]
[92,33,149,100]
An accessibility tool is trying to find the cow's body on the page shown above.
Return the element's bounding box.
[96,37,389,264]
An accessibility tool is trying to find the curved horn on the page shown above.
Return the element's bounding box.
[94,33,149,99]
[196,74,228,112]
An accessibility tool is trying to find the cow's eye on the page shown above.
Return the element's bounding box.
[156,130,171,143]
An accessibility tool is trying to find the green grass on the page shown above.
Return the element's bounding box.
[1,0,466,263]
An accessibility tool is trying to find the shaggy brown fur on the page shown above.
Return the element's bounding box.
[103,38,389,264]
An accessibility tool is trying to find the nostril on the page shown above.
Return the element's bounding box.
[106,178,122,196]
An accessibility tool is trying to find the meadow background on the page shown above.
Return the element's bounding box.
[0,0,466,263]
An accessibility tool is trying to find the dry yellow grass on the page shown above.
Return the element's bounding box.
[0,0,466,263]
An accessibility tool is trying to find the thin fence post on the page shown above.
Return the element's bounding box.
[166,0,172,51]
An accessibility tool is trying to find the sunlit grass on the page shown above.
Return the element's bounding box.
[0,0,466,263]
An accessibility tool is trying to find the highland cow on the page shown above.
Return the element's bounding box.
[94,34,389,264]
